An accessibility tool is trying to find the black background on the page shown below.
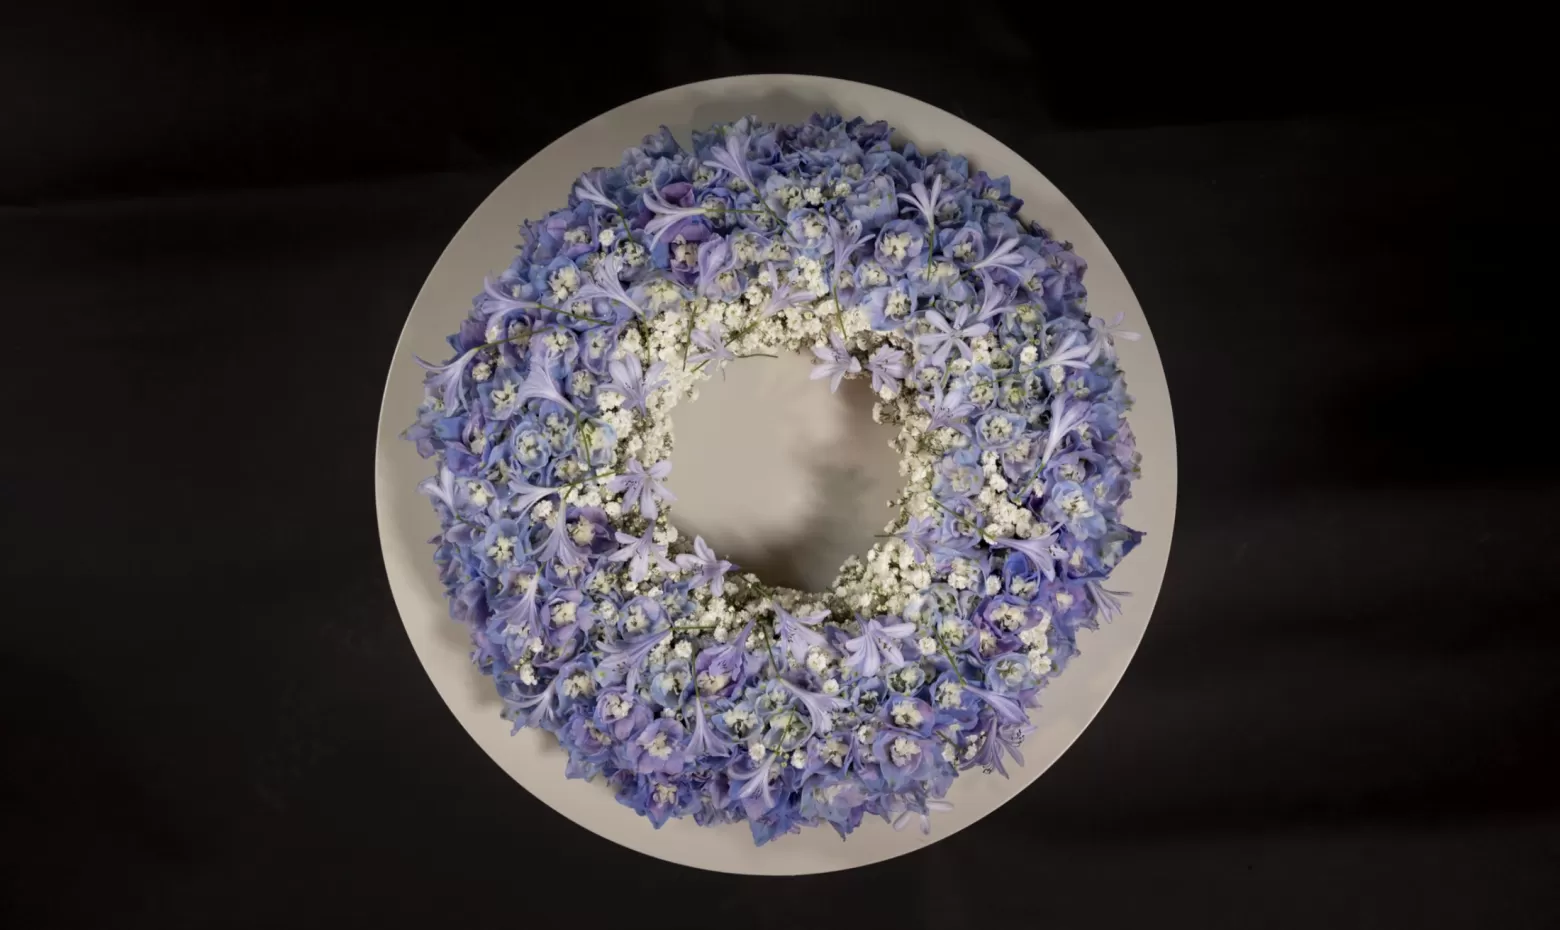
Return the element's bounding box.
[3,7,1556,928]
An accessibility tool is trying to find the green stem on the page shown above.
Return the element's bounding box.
[828,275,848,339]
[937,634,966,685]
[681,307,697,370]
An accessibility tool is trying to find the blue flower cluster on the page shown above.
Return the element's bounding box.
[405,115,1142,845]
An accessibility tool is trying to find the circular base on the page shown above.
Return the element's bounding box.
[375,75,1177,874]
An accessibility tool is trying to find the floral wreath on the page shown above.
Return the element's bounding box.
[405,115,1143,845]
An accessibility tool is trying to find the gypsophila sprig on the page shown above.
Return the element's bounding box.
[404,114,1143,846]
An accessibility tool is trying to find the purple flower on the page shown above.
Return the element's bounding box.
[701,130,757,192]
[1086,311,1142,363]
[642,184,708,248]
[503,474,563,520]
[572,171,618,212]
[688,322,737,369]
[606,353,667,412]
[843,617,917,677]
[916,303,992,367]
[866,346,907,394]
[605,458,675,520]
[785,208,832,255]
[809,335,861,393]
[1039,393,1093,466]
[961,714,1035,777]
[414,347,480,414]
[1086,581,1129,623]
[755,265,808,318]
[490,570,541,639]
[872,729,936,787]
[895,514,939,563]
[687,697,734,758]
[896,174,944,226]
[964,683,1030,725]
[513,349,575,413]
[778,680,849,741]
[773,607,830,662]
[674,535,735,596]
[970,235,1027,273]
[596,630,670,693]
[874,219,926,274]
[594,687,654,741]
[416,464,459,515]
[626,718,689,776]
[476,518,524,577]
[1035,330,1094,376]
[607,525,676,583]
[920,381,977,433]
[569,254,644,318]
[730,750,780,814]
[695,236,740,299]
[1043,479,1108,539]
[533,503,588,572]
[992,527,1061,582]
[892,798,953,835]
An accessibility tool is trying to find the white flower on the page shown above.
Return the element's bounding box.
[790,749,807,769]
[517,663,537,685]
[748,743,767,761]
[549,264,580,300]
[673,639,693,659]
[918,636,938,654]
[645,732,673,759]
[822,679,840,695]
[713,703,751,732]
[598,228,615,247]
[602,693,632,720]
[486,535,516,564]
[891,702,923,728]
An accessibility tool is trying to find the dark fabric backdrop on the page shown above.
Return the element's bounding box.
[2,8,1555,929]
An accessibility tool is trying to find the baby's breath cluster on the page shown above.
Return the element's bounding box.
[405,115,1142,845]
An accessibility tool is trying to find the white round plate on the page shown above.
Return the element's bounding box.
[375,75,1176,875]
